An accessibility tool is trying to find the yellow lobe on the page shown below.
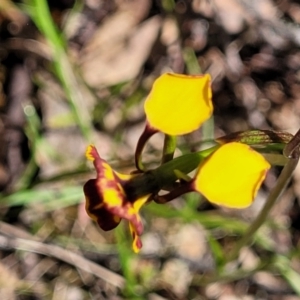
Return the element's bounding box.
[129,222,142,253]
[115,171,134,181]
[85,145,96,161]
[102,161,116,180]
[144,73,213,135]
[102,185,124,207]
[194,142,271,208]
[128,195,149,253]
[132,195,149,214]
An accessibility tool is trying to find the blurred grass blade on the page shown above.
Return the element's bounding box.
[274,255,300,296]
[0,186,83,210]
[206,233,225,270]
[115,224,140,297]
[146,202,274,251]
[22,0,92,140]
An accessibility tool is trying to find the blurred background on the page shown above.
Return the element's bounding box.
[1,0,300,299]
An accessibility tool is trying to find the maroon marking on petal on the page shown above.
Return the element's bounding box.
[132,230,143,251]
[87,146,103,175]
[136,237,142,250]
[84,179,121,231]
[128,214,143,236]
[132,231,143,250]
[104,180,121,189]
[88,145,125,187]
[88,146,112,179]
[96,179,126,208]
[96,213,121,231]
[109,204,144,236]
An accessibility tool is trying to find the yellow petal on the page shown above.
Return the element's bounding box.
[144,73,213,135]
[129,222,142,253]
[85,144,96,161]
[127,195,149,235]
[194,142,271,208]
[132,194,149,213]
[102,184,124,207]
[128,195,149,253]
[115,171,133,181]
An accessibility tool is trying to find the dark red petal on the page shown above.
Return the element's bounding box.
[84,179,121,231]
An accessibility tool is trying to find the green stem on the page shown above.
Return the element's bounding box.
[128,144,290,202]
[227,156,298,262]
[184,47,202,74]
[161,135,177,164]
[125,145,219,199]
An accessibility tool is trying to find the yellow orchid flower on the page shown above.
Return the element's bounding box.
[144,73,213,135]
[136,73,213,171]
[193,142,271,208]
[83,71,273,254]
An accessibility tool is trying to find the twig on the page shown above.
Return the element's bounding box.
[0,222,125,289]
